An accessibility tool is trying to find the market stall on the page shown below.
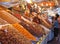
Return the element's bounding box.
[0,0,59,44]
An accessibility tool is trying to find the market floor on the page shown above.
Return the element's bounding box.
[48,30,60,44]
[48,36,60,44]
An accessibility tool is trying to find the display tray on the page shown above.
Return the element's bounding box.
[36,35,46,44]
[32,25,50,44]
[32,35,46,44]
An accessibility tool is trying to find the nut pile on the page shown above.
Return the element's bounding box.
[0,25,32,44]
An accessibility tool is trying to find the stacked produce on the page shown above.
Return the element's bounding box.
[20,17,45,37]
[0,6,51,44]
[12,23,37,41]
[0,25,32,44]
[0,10,20,24]
[38,15,52,29]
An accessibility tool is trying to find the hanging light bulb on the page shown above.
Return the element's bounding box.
[46,3,48,6]
[48,2,55,7]
[41,3,44,6]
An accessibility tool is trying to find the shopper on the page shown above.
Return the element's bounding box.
[57,16,60,42]
[54,14,59,40]
[52,16,56,24]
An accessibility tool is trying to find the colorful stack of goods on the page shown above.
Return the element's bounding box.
[0,24,32,44]
[38,15,52,29]
[0,10,20,24]
[20,17,45,37]
[0,5,51,44]
[12,23,37,41]
[21,21,44,37]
